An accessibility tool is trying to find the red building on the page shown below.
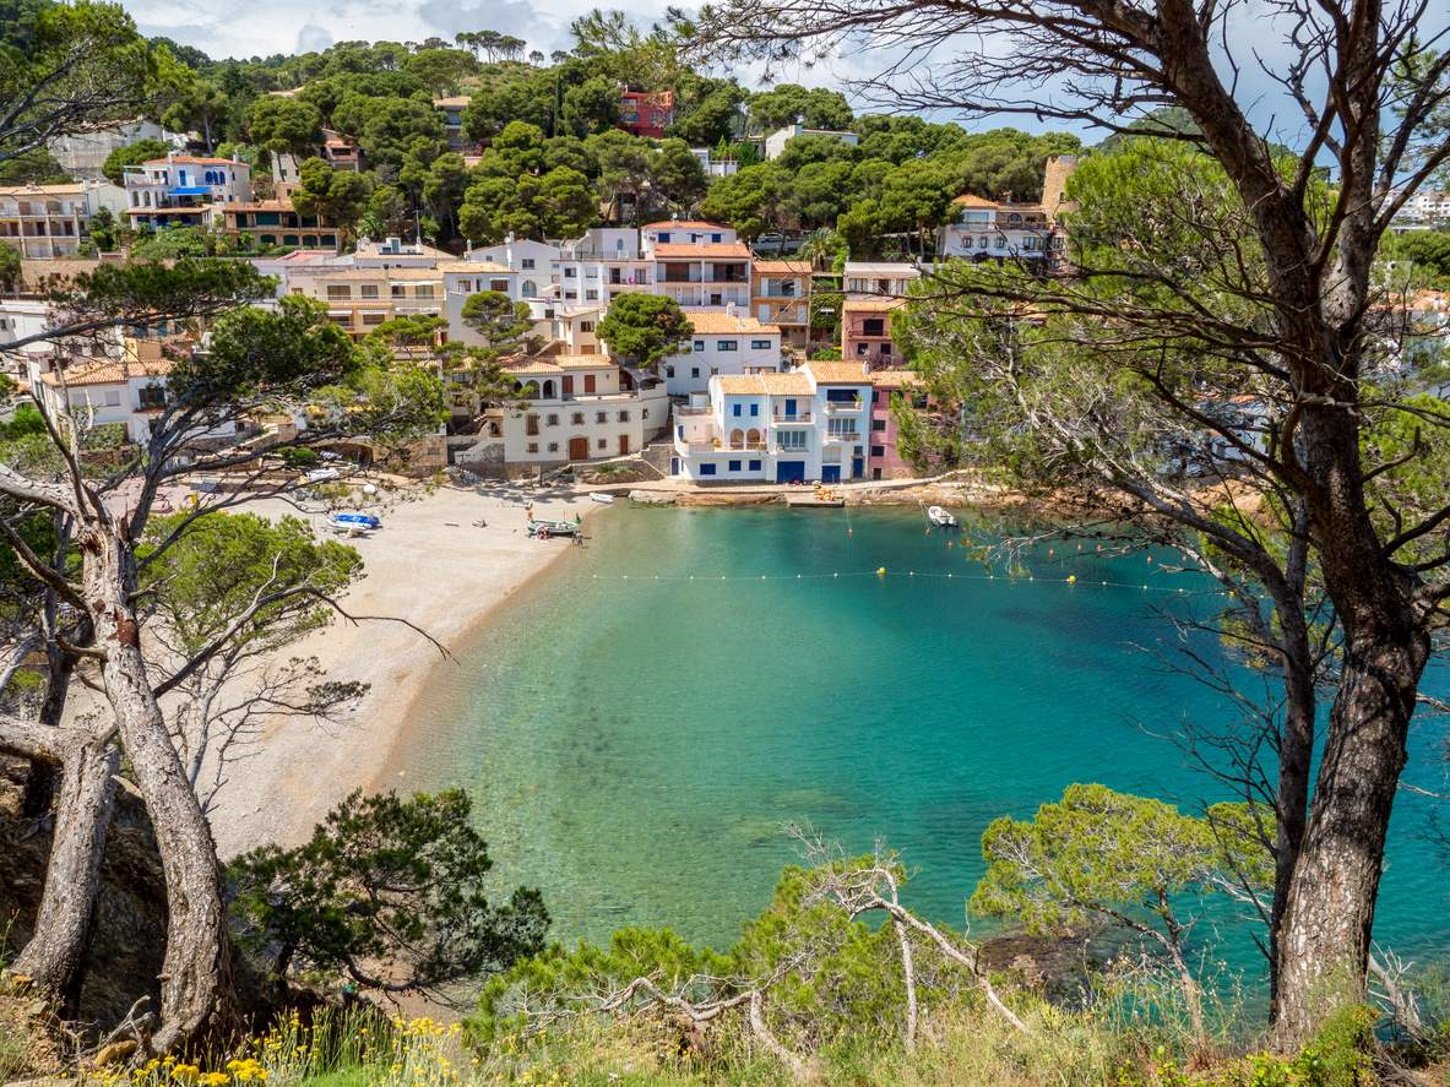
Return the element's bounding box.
[618,89,675,139]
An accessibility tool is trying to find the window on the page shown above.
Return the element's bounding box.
[360,284,379,299]
[748,459,761,471]
[698,462,716,475]
[690,367,700,378]
[826,388,859,403]
[585,289,599,300]
[657,232,670,243]
[871,445,886,457]
[978,236,988,248]
[995,236,1006,249]
[415,285,435,299]
[693,339,705,352]
[526,414,540,436]
[391,285,405,298]
[778,431,806,450]
[103,389,121,407]
[728,460,741,471]
[732,404,742,417]
[522,258,535,269]
[326,285,351,300]
[717,340,738,351]
[596,437,607,449]
[548,442,559,452]
[362,313,385,326]
[881,343,893,356]
[863,318,885,336]
[564,267,577,278]
[580,321,594,332]
[527,442,539,453]
[872,418,887,431]
[827,419,858,438]
[711,233,722,242]
[546,414,559,426]
[750,404,759,417]
[617,410,630,422]
[750,339,772,349]
[665,365,675,378]
[490,279,509,292]
[572,412,585,425]
[596,411,607,424]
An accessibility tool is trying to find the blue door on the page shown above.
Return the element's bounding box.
[851,457,864,478]
[821,465,841,483]
[783,398,797,419]
[776,461,806,483]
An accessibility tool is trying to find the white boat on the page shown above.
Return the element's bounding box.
[927,505,958,528]
[590,493,616,505]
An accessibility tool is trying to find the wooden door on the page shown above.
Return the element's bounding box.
[618,434,630,455]
[562,375,574,394]
[568,436,589,460]
[584,374,597,393]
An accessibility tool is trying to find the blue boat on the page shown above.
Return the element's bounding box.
[329,512,382,531]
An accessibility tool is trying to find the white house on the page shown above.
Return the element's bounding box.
[454,353,669,476]
[671,360,873,483]
[352,236,452,268]
[843,261,921,297]
[643,223,752,310]
[641,220,740,248]
[124,154,252,232]
[690,148,739,178]
[657,310,783,396]
[467,237,562,301]
[441,260,523,347]
[936,195,1054,262]
[762,124,859,161]
[555,228,655,307]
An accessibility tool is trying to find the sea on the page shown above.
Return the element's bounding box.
[400,505,1449,987]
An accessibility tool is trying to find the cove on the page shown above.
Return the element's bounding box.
[401,506,1449,981]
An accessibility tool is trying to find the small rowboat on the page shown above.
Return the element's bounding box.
[927,505,958,528]
[527,518,579,539]
[590,493,616,505]
[328,512,381,535]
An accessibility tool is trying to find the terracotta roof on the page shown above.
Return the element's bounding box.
[223,200,298,212]
[0,183,92,197]
[437,260,512,274]
[953,194,998,208]
[753,260,810,276]
[141,156,241,166]
[758,372,813,395]
[40,355,173,388]
[504,360,562,376]
[870,369,922,389]
[553,353,615,369]
[842,297,908,312]
[687,312,778,335]
[805,361,871,385]
[653,242,751,259]
[433,96,472,108]
[296,267,442,281]
[643,220,730,231]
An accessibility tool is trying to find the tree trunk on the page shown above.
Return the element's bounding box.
[1273,625,1428,1048]
[82,531,231,1052]
[9,735,119,1010]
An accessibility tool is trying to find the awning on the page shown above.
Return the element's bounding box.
[169,186,211,196]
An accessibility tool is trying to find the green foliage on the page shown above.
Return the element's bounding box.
[228,789,549,994]
[129,225,212,259]
[748,83,853,132]
[402,46,477,96]
[0,404,47,441]
[101,136,169,184]
[0,242,19,292]
[279,446,319,469]
[177,294,357,399]
[561,75,620,137]
[1380,229,1450,285]
[244,94,324,158]
[0,145,70,184]
[459,166,597,243]
[291,157,370,233]
[699,162,793,239]
[596,293,691,367]
[459,291,536,359]
[462,75,553,142]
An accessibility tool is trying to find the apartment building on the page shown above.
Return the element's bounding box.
[0,180,127,259]
[644,220,752,311]
[435,97,472,151]
[455,352,669,475]
[440,260,526,347]
[283,265,444,338]
[842,261,920,298]
[937,195,1055,263]
[670,360,873,483]
[656,310,783,397]
[750,260,812,348]
[468,237,564,300]
[558,229,655,306]
[124,154,252,231]
[216,199,341,251]
[618,88,675,138]
[841,297,908,369]
[867,368,925,480]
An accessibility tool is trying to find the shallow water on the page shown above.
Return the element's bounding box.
[402,506,1449,982]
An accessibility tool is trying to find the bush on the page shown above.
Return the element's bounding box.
[281,446,321,469]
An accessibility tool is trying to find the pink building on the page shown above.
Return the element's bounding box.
[841,296,908,369]
[868,369,924,479]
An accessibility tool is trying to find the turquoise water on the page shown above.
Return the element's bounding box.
[403,506,1449,980]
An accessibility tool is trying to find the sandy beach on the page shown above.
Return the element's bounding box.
[206,482,593,858]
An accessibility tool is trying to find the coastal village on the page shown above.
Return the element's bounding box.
[3,12,1450,1084]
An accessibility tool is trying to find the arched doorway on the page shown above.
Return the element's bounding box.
[746,427,761,448]
[729,428,745,449]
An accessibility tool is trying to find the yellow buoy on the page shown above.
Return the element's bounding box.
[1066,574,1077,584]
[877,566,887,577]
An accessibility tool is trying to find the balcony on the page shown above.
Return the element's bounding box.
[823,399,864,414]
[774,440,810,453]
[676,403,712,416]
[772,409,813,423]
[824,430,861,444]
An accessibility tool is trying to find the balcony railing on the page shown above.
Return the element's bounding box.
[823,400,864,414]
[824,430,861,443]
[775,441,810,453]
[772,410,813,423]
[676,404,712,416]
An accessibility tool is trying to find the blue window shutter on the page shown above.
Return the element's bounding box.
[750,404,759,416]
[733,404,742,416]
